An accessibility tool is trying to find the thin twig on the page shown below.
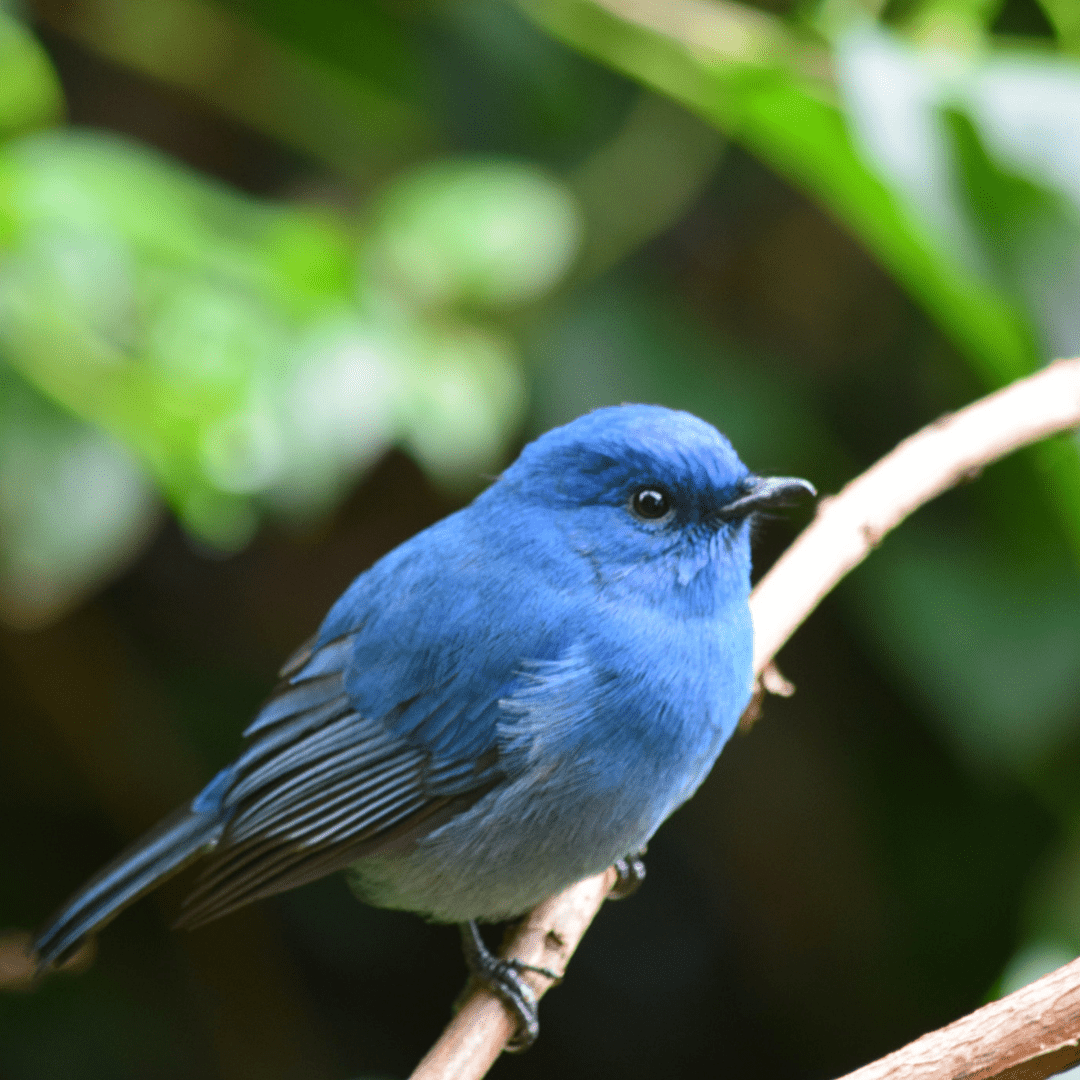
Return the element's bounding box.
[409,357,1080,1080]
[751,356,1080,672]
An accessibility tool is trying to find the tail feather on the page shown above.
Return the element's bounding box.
[33,806,224,969]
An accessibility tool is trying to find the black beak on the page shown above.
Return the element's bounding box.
[716,476,816,520]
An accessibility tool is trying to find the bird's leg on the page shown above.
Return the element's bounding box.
[457,920,561,1052]
[609,849,647,899]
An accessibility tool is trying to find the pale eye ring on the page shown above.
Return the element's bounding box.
[630,488,671,520]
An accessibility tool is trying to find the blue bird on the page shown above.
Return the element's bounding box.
[33,404,812,1046]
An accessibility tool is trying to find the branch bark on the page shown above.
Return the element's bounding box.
[409,357,1080,1080]
[835,955,1080,1080]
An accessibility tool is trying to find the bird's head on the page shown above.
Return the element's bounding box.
[491,404,814,610]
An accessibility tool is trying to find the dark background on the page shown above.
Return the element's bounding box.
[3,1,1080,1078]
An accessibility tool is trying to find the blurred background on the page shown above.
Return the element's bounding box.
[3,0,1080,1077]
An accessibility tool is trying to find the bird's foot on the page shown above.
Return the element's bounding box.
[458,920,560,1052]
[609,849,647,899]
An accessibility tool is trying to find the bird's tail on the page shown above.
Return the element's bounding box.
[33,805,224,969]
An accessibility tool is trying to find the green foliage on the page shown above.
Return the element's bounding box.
[0,365,158,627]
[0,127,578,620]
[5,1,1080,1072]
[366,160,582,310]
[214,0,422,100]
[0,12,63,139]
[1037,0,1080,50]
[520,0,1080,554]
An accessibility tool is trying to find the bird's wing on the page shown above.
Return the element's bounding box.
[175,632,504,928]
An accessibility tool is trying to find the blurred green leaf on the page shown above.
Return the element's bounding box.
[366,160,583,310]
[1038,0,1080,50]
[523,2,1080,554]
[522,1,1039,385]
[890,0,1002,51]
[839,29,1080,548]
[0,367,158,627]
[841,30,1080,363]
[1,130,354,314]
[211,0,420,100]
[0,12,64,139]
[946,69,1080,361]
[0,131,573,558]
[398,319,527,483]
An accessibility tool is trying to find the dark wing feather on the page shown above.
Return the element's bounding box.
[175,633,502,928]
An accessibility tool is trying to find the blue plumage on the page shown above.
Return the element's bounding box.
[34,404,812,1016]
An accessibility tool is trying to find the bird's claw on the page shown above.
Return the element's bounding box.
[609,850,647,899]
[459,921,559,1052]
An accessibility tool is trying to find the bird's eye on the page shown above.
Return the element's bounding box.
[630,488,671,520]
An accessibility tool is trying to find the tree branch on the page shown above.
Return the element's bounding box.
[750,356,1080,672]
[409,356,1080,1080]
[834,955,1080,1080]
